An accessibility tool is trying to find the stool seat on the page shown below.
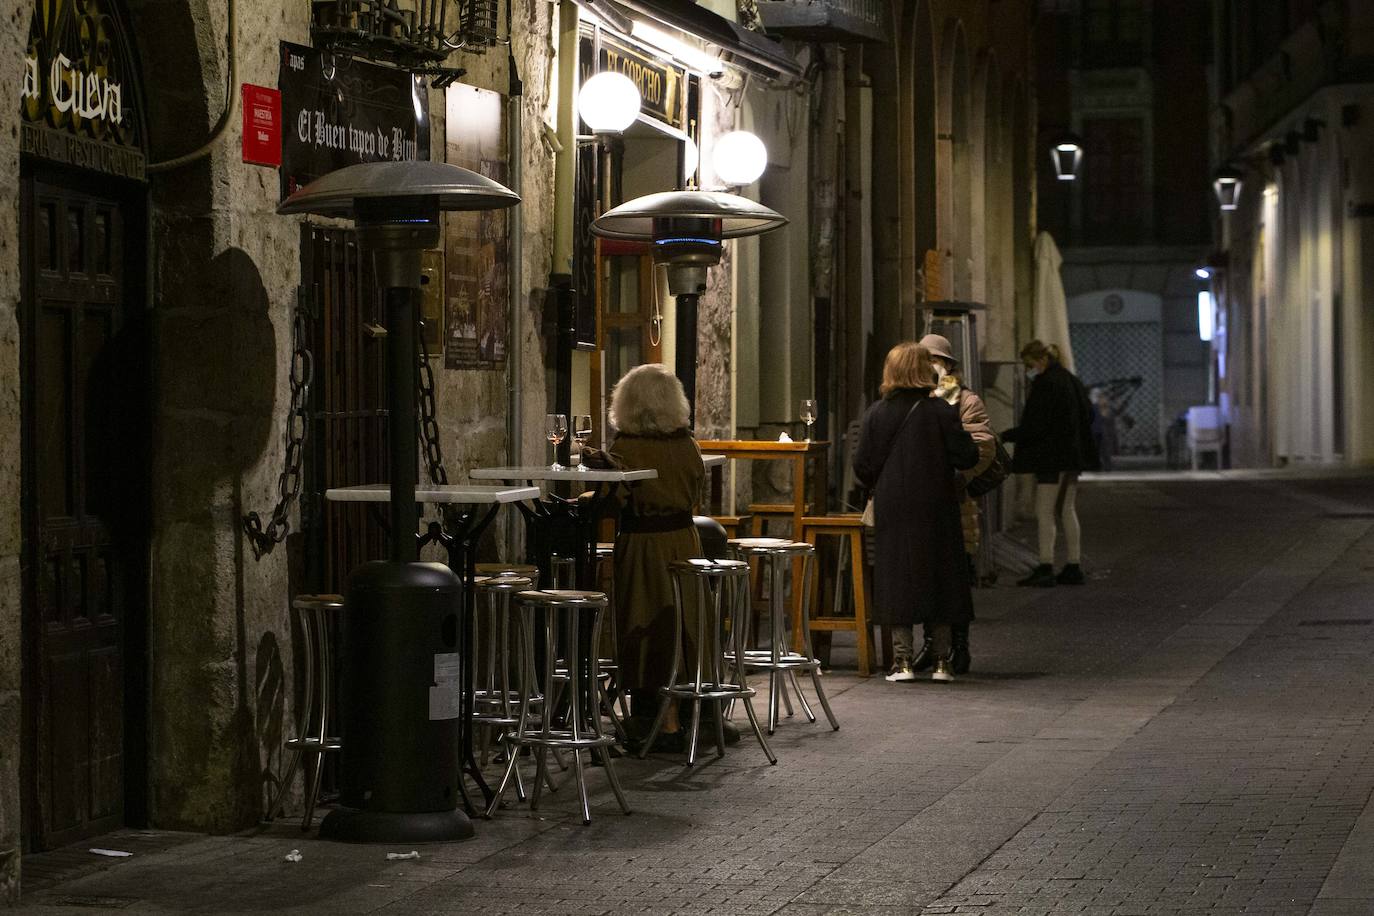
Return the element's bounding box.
[641,559,775,766]
[474,574,534,591]
[266,594,346,830]
[728,537,791,552]
[488,589,630,825]
[476,562,539,577]
[727,541,840,734]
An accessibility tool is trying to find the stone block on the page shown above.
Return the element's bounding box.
[0,690,19,906]
[0,555,18,693]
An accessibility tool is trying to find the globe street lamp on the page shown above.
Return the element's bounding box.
[592,190,786,416]
[278,160,518,844]
[577,70,641,136]
[711,130,769,187]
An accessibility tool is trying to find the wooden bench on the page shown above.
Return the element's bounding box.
[748,503,798,539]
[799,514,874,677]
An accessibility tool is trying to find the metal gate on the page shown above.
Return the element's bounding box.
[301,224,389,594]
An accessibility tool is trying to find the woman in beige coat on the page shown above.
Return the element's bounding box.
[604,364,704,750]
[918,334,996,674]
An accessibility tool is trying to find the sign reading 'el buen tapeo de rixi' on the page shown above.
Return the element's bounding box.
[278,41,430,200]
[20,0,146,180]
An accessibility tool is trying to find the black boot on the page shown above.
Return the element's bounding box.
[1017,563,1057,587]
[1057,563,1086,585]
[951,623,971,675]
[911,624,936,672]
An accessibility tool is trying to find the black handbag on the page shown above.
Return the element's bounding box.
[965,436,1011,497]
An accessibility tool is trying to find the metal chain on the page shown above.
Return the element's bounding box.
[416,311,449,486]
[242,289,313,560]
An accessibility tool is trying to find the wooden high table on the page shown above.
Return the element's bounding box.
[696,440,830,651]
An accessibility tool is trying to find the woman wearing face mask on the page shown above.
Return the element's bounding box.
[1002,340,1099,586]
[913,334,996,675]
[855,342,979,683]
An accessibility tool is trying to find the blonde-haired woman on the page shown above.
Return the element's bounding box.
[855,343,979,683]
[605,364,704,750]
[1003,340,1099,586]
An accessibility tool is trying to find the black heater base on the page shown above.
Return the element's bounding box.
[318,807,475,844]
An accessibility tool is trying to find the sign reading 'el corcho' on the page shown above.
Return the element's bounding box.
[20,0,146,180]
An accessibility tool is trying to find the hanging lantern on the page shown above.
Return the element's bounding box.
[577,71,641,135]
[712,130,769,187]
[1050,132,1084,181]
[1212,164,1244,211]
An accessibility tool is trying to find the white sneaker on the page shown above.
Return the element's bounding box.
[885,659,917,682]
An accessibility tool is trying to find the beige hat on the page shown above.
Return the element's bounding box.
[918,333,957,365]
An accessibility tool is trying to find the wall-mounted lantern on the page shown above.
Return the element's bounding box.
[1212,164,1243,211]
[711,130,769,187]
[1050,132,1084,181]
[577,70,641,136]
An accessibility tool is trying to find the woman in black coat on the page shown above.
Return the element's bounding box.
[855,342,979,683]
[1002,340,1099,587]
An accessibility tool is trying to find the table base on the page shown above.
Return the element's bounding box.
[318,807,474,843]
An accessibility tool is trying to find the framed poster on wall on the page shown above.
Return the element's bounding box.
[443,84,509,370]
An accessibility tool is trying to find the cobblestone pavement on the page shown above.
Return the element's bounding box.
[16,473,1374,916]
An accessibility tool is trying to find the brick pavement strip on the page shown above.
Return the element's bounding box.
[12,475,1374,916]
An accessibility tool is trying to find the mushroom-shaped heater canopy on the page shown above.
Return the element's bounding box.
[591,190,786,241]
[278,160,520,218]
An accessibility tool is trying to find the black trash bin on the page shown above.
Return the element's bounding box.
[320,559,474,842]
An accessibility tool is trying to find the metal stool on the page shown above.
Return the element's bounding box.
[641,559,776,766]
[728,540,840,734]
[266,594,344,830]
[472,575,535,782]
[488,589,631,825]
[549,550,626,740]
[476,562,539,578]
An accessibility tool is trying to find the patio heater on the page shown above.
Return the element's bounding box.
[590,190,786,414]
[278,160,518,843]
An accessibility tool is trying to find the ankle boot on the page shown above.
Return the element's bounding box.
[911,624,936,672]
[951,623,971,675]
[1017,563,1057,587]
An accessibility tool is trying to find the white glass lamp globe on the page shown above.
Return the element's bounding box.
[578,71,641,135]
[712,130,768,186]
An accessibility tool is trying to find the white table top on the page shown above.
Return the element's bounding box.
[470,466,657,483]
[325,484,540,504]
[702,454,727,468]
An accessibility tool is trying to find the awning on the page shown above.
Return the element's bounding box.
[608,0,804,80]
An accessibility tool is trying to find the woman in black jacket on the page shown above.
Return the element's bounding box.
[1003,340,1099,587]
[855,342,979,683]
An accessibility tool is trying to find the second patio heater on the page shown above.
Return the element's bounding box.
[278,161,518,843]
[590,190,786,414]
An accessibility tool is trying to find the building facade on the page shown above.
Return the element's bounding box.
[1036,0,1212,460]
[1209,0,1374,467]
[0,1,1041,902]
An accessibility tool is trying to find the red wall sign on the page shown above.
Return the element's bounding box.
[242,84,282,167]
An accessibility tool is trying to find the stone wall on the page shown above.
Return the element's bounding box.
[0,0,27,901]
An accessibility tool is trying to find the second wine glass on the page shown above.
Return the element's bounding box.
[545,413,568,470]
[573,414,593,471]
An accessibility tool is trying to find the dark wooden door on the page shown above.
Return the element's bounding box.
[21,173,148,850]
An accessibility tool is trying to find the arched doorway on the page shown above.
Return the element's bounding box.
[19,0,153,851]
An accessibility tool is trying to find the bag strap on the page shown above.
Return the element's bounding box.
[871,397,923,487]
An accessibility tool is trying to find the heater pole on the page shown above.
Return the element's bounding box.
[675,291,699,424]
[384,282,420,563]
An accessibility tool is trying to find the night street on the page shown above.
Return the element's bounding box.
[16,471,1374,916]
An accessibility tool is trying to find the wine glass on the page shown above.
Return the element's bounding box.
[545,413,568,470]
[800,398,818,441]
[573,415,593,471]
